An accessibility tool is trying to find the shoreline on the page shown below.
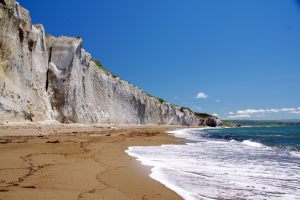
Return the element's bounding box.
[0,123,190,200]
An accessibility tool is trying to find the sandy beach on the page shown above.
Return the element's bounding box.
[0,123,186,200]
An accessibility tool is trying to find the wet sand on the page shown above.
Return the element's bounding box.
[0,123,186,200]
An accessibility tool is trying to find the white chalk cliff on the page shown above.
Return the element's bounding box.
[0,0,219,125]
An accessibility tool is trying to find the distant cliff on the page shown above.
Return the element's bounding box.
[0,0,221,126]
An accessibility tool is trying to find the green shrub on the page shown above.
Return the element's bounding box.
[145,93,165,104]
[180,107,192,113]
[92,59,119,78]
[157,98,165,104]
[222,120,237,127]
[194,112,212,119]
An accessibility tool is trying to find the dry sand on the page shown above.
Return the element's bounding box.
[0,123,188,200]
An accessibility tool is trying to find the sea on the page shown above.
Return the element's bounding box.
[126,126,300,200]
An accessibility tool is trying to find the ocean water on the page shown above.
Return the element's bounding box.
[126,126,300,200]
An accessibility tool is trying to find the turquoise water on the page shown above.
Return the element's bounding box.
[200,126,300,151]
[127,126,300,200]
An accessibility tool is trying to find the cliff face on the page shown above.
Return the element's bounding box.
[0,0,200,125]
[0,0,52,122]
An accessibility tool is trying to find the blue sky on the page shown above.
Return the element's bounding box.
[20,0,300,120]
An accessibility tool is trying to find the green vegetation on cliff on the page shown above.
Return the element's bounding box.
[92,58,167,104]
[180,107,192,113]
[221,120,237,127]
[92,59,222,122]
[145,93,166,104]
[92,59,118,78]
[194,112,213,119]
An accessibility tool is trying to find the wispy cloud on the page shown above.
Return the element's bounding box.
[195,92,208,99]
[227,106,300,119]
[255,114,265,117]
[227,114,251,119]
[216,99,220,103]
[237,109,265,114]
[281,108,296,112]
[290,110,300,114]
[235,107,300,115]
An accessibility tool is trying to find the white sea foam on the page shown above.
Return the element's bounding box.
[242,140,265,148]
[166,127,218,141]
[126,128,300,200]
[290,151,300,158]
[166,128,204,141]
[150,167,203,200]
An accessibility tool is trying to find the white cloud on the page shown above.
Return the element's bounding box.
[212,113,219,117]
[195,92,208,99]
[290,110,300,114]
[235,107,299,115]
[281,108,296,112]
[265,109,279,113]
[255,114,265,117]
[237,109,265,114]
[228,106,300,119]
[227,114,251,119]
[216,99,220,103]
[174,96,179,100]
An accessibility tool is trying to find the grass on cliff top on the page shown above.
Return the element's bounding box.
[92,59,118,78]
[194,112,213,119]
[92,59,194,109]
[145,93,166,104]
[92,58,141,89]
[180,107,192,113]
[222,120,237,127]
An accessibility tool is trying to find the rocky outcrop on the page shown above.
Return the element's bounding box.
[0,0,210,125]
[205,117,223,127]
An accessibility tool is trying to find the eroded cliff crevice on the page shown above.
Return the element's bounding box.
[0,0,222,126]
